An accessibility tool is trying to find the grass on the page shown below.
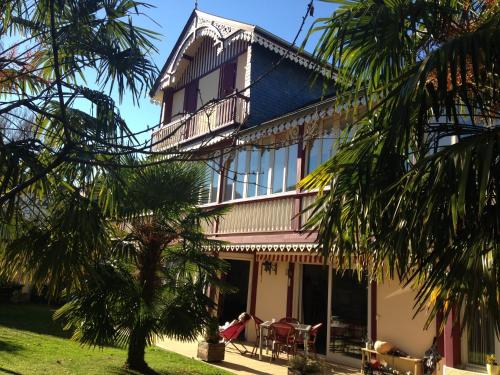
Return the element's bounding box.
[0,303,231,375]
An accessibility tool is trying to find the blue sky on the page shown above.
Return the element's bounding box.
[115,0,338,142]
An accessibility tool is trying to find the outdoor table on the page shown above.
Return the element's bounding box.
[258,321,312,360]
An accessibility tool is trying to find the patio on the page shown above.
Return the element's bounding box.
[157,337,362,375]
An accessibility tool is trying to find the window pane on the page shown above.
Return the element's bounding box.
[234,149,246,199]
[209,160,219,203]
[306,138,321,174]
[272,147,286,193]
[321,134,333,163]
[201,162,211,204]
[247,147,259,197]
[223,155,235,201]
[286,144,298,191]
[468,314,495,365]
[258,148,270,196]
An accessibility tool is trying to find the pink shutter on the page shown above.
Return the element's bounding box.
[162,89,173,124]
[184,80,198,113]
[219,61,237,98]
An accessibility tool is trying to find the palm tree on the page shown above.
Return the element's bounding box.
[0,0,158,224]
[2,161,228,373]
[301,1,499,333]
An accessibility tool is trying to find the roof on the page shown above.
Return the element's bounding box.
[149,9,327,100]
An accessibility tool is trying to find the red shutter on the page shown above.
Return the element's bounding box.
[162,89,173,124]
[184,80,198,113]
[219,61,237,98]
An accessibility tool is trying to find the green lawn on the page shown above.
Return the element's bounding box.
[0,303,230,375]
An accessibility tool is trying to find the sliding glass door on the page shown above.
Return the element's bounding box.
[327,269,369,366]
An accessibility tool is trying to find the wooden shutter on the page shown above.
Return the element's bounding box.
[184,80,198,113]
[162,89,173,124]
[219,61,237,98]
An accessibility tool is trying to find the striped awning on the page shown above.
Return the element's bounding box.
[256,252,325,265]
[217,243,319,253]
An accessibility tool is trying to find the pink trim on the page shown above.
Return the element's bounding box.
[444,307,461,367]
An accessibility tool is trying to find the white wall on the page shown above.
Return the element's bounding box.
[236,52,248,93]
[197,69,220,109]
[377,279,436,358]
[171,88,185,120]
[252,261,289,342]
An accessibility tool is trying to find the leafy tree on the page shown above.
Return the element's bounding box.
[1,161,228,373]
[0,0,158,235]
[301,1,499,333]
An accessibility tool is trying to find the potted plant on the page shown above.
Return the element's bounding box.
[197,317,225,362]
[486,355,500,375]
[288,355,325,375]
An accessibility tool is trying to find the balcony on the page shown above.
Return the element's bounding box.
[152,94,249,151]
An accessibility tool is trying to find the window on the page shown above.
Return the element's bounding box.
[468,314,495,365]
[286,143,298,191]
[223,154,236,201]
[272,147,286,194]
[234,150,246,199]
[306,127,336,174]
[307,138,322,174]
[258,148,270,196]
[221,140,298,201]
[202,158,220,204]
[209,160,220,203]
[223,148,247,202]
[247,147,259,198]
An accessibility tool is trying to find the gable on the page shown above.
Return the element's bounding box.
[150,10,326,101]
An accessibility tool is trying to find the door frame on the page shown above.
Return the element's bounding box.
[296,263,372,366]
[219,253,254,339]
[326,266,372,367]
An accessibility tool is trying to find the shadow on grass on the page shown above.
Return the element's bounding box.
[109,367,163,375]
[0,303,70,339]
[0,339,23,353]
[0,367,23,375]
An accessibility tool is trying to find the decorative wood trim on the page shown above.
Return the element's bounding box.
[292,125,305,231]
[436,310,445,357]
[371,281,377,341]
[444,307,461,367]
[249,253,259,316]
[210,232,317,244]
[286,262,295,317]
[171,50,247,94]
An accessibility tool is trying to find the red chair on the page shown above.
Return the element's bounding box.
[297,323,323,357]
[269,322,296,362]
[219,320,250,354]
[279,317,300,324]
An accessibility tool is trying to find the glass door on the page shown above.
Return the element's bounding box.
[327,269,368,366]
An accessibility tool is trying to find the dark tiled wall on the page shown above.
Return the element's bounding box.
[247,44,332,127]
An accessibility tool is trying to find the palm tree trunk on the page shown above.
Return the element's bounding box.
[126,326,148,371]
[125,228,165,372]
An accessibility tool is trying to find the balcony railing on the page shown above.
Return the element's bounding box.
[152,94,249,151]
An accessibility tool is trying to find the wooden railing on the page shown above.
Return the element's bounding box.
[216,197,295,234]
[152,94,249,151]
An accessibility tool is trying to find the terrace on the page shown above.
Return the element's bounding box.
[151,94,249,151]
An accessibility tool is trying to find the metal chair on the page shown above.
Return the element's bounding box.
[269,322,296,362]
[297,322,323,357]
[219,320,250,354]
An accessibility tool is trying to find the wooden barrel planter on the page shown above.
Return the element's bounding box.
[197,341,225,362]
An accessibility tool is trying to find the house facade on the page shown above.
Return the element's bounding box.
[149,9,499,374]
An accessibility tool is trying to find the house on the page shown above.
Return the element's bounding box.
[149,9,499,374]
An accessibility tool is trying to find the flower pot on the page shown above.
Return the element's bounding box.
[197,341,225,362]
[487,364,500,375]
